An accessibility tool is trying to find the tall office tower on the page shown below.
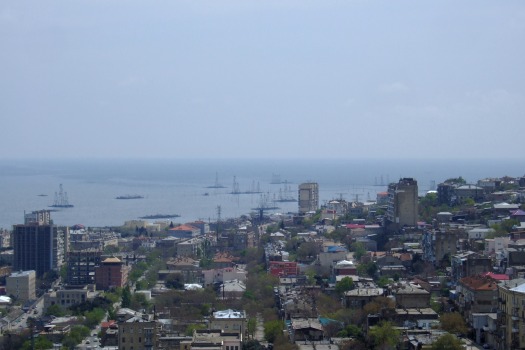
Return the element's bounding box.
[298,182,319,214]
[12,210,68,277]
[386,178,419,227]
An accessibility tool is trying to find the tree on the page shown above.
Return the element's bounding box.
[264,320,284,343]
[247,318,257,339]
[440,312,468,335]
[45,304,65,317]
[357,262,378,277]
[431,333,464,350]
[21,336,53,350]
[121,286,132,308]
[352,242,367,262]
[243,340,263,350]
[165,272,184,289]
[335,277,354,295]
[368,321,400,349]
[185,323,206,336]
[84,308,106,328]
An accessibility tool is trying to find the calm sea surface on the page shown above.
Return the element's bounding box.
[0,158,522,229]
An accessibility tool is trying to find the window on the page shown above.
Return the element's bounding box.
[139,337,141,343]
[122,337,125,343]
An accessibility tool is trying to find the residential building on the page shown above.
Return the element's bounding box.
[117,309,158,350]
[180,329,242,350]
[6,270,36,302]
[498,278,525,350]
[209,309,247,334]
[289,318,324,342]
[344,286,384,308]
[386,178,418,227]
[202,267,247,287]
[12,210,68,277]
[218,280,246,299]
[168,224,201,239]
[95,257,130,290]
[298,182,319,214]
[421,229,459,266]
[456,275,498,323]
[451,251,492,283]
[268,261,299,277]
[66,248,102,287]
[393,285,430,309]
[44,288,95,311]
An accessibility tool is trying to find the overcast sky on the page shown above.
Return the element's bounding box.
[1,1,524,160]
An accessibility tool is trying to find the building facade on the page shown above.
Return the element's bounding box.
[66,248,102,287]
[6,270,36,302]
[298,182,319,214]
[95,257,130,290]
[386,178,418,227]
[498,279,525,350]
[12,210,68,277]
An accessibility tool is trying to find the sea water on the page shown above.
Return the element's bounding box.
[0,158,522,229]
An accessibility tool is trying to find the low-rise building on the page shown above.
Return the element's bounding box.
[393,285,430,309]
[209,309,247,334]
[44,288,96,311]
[344,286,384,308]
[116,308,159,350]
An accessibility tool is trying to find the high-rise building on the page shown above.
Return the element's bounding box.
[6,270,36,302]
[12,210,68,277]
[386,178,418,227]
[298,182,319,214]
[66,248,102,287]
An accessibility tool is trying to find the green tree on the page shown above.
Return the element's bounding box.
[247,318,257,339]
[21,336,53,350]
[84,308,105,328]
[335,277,354,295]
[264,319,284,343]
[357,262,378,277]
[185,323,206,336]
[431,333,464,350]
[165,273,184,289]
[45,304,65,317]
[121,286,132,308]
[440,312,468,335]
[352,242,367,262]
[368,321,400,350]
[243,339,263,350]
[61,325,90,350]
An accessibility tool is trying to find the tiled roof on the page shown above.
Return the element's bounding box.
[459,275,498,291]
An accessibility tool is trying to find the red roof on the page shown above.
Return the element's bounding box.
[346,224,365,229]
[482,272,510,281]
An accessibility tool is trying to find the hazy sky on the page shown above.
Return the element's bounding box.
[1,1,524,160]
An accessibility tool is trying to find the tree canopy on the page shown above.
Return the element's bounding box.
[431,333,464,350]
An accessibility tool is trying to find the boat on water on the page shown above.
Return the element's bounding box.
[49,184,74,208]
[139,214,180,219]
[115,194,144,199]
[37,194,48,197]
